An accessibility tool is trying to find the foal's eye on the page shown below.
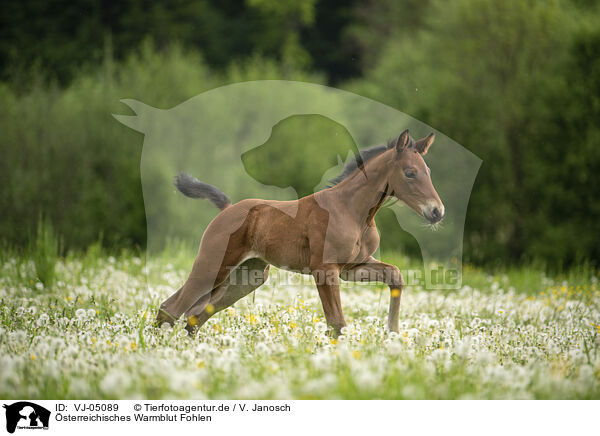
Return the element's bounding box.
[404,169,416,179]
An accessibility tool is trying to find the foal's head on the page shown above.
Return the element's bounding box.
[387,130,444,224]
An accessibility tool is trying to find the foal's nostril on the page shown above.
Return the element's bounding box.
[432,207,441,220]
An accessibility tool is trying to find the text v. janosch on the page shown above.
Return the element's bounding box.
[143,403,291,412]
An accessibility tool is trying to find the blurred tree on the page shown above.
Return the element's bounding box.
[348,0,598,265]
[246,0,316,71]
[1,0,599,266]
[345,0,432,71]
[0,0,364,86]
[301,0,362,83]
[0,43,322,250]
[527,24,600,264]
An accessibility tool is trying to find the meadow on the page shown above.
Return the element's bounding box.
[0,242,598,400]
[2,0,599,405]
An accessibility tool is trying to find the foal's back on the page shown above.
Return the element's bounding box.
[207,195,326,272]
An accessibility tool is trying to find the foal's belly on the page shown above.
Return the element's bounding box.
[258,231,378,273]
[246,200,380,272]
[260,247,311,274]
[251,222,312,272]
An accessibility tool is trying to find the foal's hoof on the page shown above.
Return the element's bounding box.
[155,308,176,328]
[185,326,199,337]
[185,323,197,336]
[329,325,345,338]
[184,315,201,336]
[387,322,399,334]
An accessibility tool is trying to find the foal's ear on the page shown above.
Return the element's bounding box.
[415,133,435,155]
[393,129,411,152]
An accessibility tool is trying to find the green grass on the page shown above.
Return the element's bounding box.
[0,248,598,399]
[29,215,60,289]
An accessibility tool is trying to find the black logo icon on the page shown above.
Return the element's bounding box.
[2,402,50,434]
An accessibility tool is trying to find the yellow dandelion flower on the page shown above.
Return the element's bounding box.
[130,342,136,350]
[352,350,361,359]
[30,354,36,360]
[391,288,401,298]
[205,304,215,315]
[197,361,205,369]
[188,315,198,326]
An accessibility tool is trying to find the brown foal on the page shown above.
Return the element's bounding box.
[156,129,444,335]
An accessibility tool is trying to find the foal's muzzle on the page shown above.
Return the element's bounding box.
[423,203,445,224]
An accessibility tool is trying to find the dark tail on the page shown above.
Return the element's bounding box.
[174,173,232,210]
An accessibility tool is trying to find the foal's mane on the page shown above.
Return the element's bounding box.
[327,139,396,187]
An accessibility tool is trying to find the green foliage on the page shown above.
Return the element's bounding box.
[30,215,60,288]
[1,0,599,266]
[0,42,322,252]
[348,0,600,265]
[527,23,600,264]
[345,0,432,70]
[0,0,331,86]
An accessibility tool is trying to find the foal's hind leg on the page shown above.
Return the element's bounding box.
[184,259,270,334]
[157,225,251,325]
[156,286,184,325]
[157,251,246,326]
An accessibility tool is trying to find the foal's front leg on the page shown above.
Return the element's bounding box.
[339,257,404,332]
[312,266,346,336]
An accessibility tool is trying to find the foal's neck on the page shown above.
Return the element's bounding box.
[329,151,393,225]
